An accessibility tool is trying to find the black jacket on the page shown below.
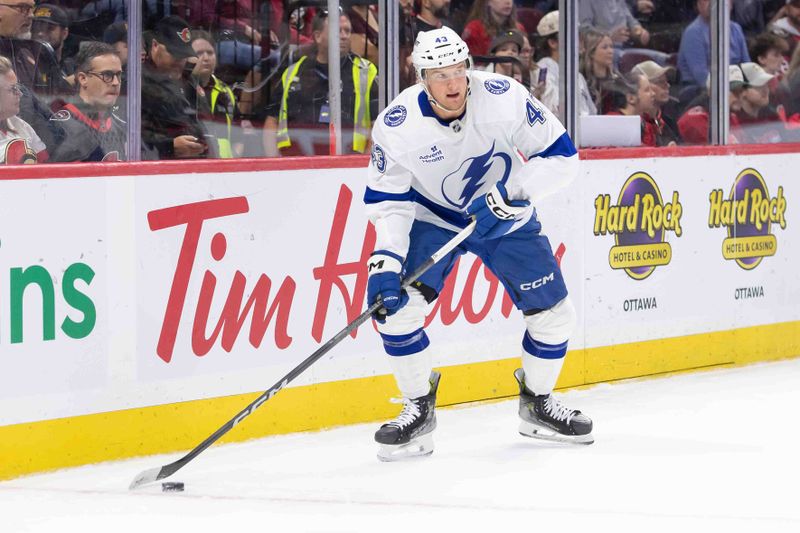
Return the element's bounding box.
[140,60,210,159]
[49,99,127,162]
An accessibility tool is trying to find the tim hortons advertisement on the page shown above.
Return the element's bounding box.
[0,178,110,425]
[133,168,585,412]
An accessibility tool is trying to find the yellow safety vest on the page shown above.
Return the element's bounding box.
[277,56,377,153]
[209,75,235,158]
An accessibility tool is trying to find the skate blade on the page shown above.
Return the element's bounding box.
[377,433,434,462]
[519,420,594,445]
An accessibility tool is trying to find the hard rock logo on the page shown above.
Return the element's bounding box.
[708,168,786,270]
[593,172,683,280]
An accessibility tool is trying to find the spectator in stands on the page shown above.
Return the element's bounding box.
[462,0,527,56]
[579,0,650,46]
[677,64,746,144]
[483,29,524,79]
[631,59,681,130]
[400,0,453,89]
[751,31,790,76]
[48,42,126,162]
[581,29,620,113]
[607,71,677,146]
[770,0,800,50]
[733,61,788,142]
[535,10,596,116]
[103,22,129,68]
[191,31,238,159]
[0,55,46,163]
[0,0,33,39]
[750,31,789,104]
[0,0,70,152]
[677,0,750,87]
[416,0,452,32]
[262,10,378,157]
[141,16,210,160]
[31,4,70,72]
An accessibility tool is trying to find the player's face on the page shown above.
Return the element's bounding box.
[0,0,33,39]
[425,62,468,115]
[0,70,21,119]
[192,38,217,79]
[81,54,122,110]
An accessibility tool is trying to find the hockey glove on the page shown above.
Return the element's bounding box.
[367,251,409,323]
[466,182,530,239]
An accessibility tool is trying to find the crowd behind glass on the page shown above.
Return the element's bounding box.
[0,0,797,163]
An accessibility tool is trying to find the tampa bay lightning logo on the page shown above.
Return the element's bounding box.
[441,142,512,209]
[384,105,407,127]
[484,78,510,95]
[371,144,387,173]
[526,100,546,126]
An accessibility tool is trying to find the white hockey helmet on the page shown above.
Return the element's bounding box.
[411,26,472,81]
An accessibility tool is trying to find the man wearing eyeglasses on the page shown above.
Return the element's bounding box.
[48,41,126,162]
[0,0,34,40]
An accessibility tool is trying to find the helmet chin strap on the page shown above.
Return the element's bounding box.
[422,76,471,116]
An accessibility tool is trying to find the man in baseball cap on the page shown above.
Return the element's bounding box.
[32,4,69,63]
[150,15,196,63]
[631,60,679,125]
[141,16,209,160]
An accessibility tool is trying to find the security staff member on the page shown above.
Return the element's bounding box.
[263,9,378,157]
[192,30,237,158]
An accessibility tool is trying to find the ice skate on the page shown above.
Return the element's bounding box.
[375,371,440,461]
[514,368,594,445]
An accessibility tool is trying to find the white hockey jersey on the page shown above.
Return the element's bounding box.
[365,70,579,259]
[0,116,46,164]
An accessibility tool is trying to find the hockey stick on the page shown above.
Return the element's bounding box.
[129,219,476,490]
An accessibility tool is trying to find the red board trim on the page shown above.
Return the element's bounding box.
[0,143,796,181]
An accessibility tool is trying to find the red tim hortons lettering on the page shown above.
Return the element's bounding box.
[148,197,294,363]
[192,232,295,356]
[311,185,375,342]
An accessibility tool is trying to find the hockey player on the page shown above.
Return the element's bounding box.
[364,27,593,461]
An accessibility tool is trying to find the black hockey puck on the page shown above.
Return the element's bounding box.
[161,482,185,492]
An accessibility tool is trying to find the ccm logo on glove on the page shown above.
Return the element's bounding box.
[467,182,530,239]
[367,251,409,322]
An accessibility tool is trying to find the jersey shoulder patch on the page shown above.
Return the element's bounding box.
[50,109,71,122]
[484,78,511,95]
[383,105,407,127]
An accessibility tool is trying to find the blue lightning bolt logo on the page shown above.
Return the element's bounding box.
[440,142,512,209]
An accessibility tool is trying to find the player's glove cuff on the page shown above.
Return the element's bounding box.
[367,250,404,276]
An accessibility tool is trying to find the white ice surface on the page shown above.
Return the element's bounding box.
[2,359,799,533]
